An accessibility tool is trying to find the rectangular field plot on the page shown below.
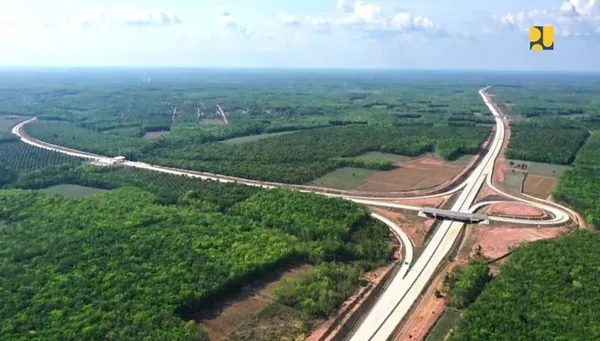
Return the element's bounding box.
[220,131,299,145]
[507,160,569,177]
[502,170,526,193]
[40,184,107,198]
[353,151,415,163]
[523,175,557,199]
[0,115,28,132]
[309,167,376,190]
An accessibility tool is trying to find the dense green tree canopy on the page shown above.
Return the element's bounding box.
[450,231,600,341]
[0,186,390,341]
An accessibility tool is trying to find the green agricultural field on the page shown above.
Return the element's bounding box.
[40,184,107,198]
[309,167,375,190]
[353,151,414,163]
[221,131,299,145]
[506,160,570,177]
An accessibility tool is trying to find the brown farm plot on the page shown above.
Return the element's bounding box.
[356,156,471,192]
[523,174,558,199]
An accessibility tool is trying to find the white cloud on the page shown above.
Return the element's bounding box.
[493,0,600,36]
[216,11,252,38]
[46,6,182,28]
[279,12,301,26]
[306,16,332,32]
[337,1,383,25]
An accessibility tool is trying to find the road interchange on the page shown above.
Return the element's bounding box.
[10,87,573,340]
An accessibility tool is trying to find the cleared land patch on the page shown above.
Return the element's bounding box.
[356,156,467,192]
[143,130,169,139]
[221,131,298,145]
[484,202,545,218]
[40,184,107,198]
[470,226,568,260]
[507,159,569,177]
[310,167,376,190]
[501,169,526,193]
[353,151,414,163]
[198,264,313,341]
[226,304,309,341]
[523,175,558,199]
[0,115,28,131]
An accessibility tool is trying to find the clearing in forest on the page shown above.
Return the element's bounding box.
[143,130,169,139]
[505,160,569,198]
[310,167,376,189]
[469,226,569,260]
[0,115,28,132]
[198,265,313,341]
[353,151,415,163]
[40,184,107,198]
[356,155,471,192]
[220,131,299,145]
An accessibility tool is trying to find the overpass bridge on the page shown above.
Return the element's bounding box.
[418,207,489,224]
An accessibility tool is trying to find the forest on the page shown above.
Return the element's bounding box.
[443,260,492,310]
[0,69,500,184]
[450,231,600,341]
[506,122,589,164]
[0,183,391,341]
[554,132,600,228]
[24,121,490,183]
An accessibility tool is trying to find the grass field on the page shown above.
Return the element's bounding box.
[445,154,476,167]
[0,115,27,132]
[226,303,309,341]
[424,308,461,341]
[309,167,375,190]
[353,151,414,163]
[503,170,526,193]
[221,131,299,145]
[507,159,570,177]
[40,184,107,198]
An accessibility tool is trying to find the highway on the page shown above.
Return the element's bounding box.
[10,87,572,340]
[347,87,570,341]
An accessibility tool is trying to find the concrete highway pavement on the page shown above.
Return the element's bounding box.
[347,86,570,341]
[11,88,572,341]
[371,213,414,279]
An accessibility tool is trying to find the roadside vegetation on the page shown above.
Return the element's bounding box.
[0,183,391,341]
[506,122,589,165]
[450,231,600,341]
[554,132,600,227]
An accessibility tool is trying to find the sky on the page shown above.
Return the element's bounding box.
[0,0,598,70]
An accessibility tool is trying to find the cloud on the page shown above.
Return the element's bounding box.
[216,10,252,38]
[337,0,353,12]
[279,12,301,26]
[337,1,383,25]
[493,0,600,37]
[333,1,446,38]
[46,6,182,28]
[306,16,332,32]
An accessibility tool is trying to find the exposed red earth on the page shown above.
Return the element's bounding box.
[470,226,569,260]
[484,202,546,218]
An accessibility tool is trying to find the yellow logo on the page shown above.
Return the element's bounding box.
[530,26,554,50]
